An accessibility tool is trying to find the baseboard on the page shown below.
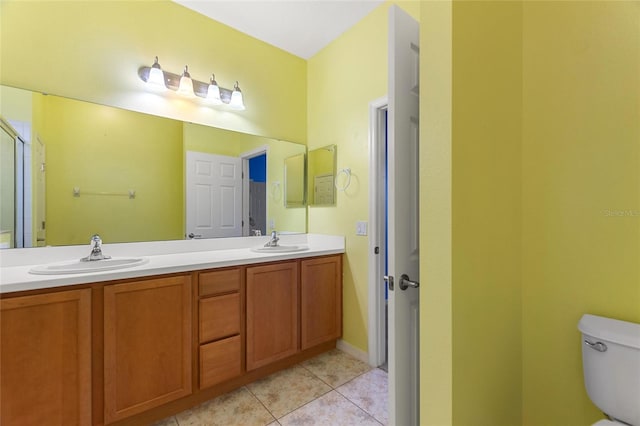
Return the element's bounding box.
[336,339,370,365]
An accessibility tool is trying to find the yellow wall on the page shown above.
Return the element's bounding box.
[419,2,453,424]
[307,0,419,352]
[1,86,33,123]
[451,2,523,424]
[37,95,183,245]
[424,2,639,424]
[521,2,640,424]
[0,0,306,144]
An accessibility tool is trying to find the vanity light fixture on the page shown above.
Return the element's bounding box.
[138,56,246,110]
[229,81,246,110]
[176,66,195,98]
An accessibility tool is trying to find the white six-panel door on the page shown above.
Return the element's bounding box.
[388,5,420,425]
[186,151,242,239]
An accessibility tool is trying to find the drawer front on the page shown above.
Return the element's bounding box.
[199,293,240,344]
[199,268,240,297]
[199,335,242,389]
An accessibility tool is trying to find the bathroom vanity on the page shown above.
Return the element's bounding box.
[0,234,344,425]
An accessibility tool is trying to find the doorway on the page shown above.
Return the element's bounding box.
[241,146,268,236]
[248,153,267,235]
[368,97,389,369]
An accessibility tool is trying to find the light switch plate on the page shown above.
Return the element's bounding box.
[356,221,368,236]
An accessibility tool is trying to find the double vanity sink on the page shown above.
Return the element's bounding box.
[0,234,338,294]
[28,246,308,275]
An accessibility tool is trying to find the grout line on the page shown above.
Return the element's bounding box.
[243,385,278,425]
[334,369,389,425]
[278,389,338,422]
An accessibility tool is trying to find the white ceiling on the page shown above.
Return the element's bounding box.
[173,0,384,59]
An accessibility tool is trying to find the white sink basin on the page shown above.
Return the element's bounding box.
[29,257,149,275]
[251,245,309,254]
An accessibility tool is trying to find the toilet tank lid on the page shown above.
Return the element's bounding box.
[578,314,640,350]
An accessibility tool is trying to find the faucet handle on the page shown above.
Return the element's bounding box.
[91,234,102,248]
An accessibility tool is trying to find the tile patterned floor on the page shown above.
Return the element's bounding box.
[155,349,388,426]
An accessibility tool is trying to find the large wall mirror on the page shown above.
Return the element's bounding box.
[307,145,337,206]
[0,85,307,248]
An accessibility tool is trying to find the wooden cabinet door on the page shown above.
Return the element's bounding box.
[301,255,343,350]
[1,289,92,426]
[104,275,192,423]
[246,261,298,371]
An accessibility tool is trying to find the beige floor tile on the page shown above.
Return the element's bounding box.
[337,368,388,425]
[301,349,372,388]
[152,416,178,426]
[247,365,331,418]
[175,387,275,426]
[278,391,381,426]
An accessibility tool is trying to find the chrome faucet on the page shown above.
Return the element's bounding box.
[81,234,111,262]
[264,230,279,247]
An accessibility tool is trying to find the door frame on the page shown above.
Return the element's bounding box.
[368,96,388,367]
[240,146,268,236]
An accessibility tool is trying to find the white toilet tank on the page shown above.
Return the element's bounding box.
[579,314,640,426]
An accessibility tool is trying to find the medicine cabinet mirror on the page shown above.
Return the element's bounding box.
[307,145,337,206]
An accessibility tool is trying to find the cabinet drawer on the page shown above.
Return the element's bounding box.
[199,293,240,343]
[199,268,241,296]
[200,335,242,389]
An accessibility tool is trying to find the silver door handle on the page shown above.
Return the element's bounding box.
[399,274,419,291]
[384,275,395,291]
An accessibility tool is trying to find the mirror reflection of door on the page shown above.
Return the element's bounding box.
[248,154,266,236]
[185,151,242,239]
[307,145,336,206]
[314,174,334,205]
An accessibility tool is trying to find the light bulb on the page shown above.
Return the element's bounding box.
[177,65,195,97]
[206,74,223,105]
[229,81,245,110]
[146,56,166,91]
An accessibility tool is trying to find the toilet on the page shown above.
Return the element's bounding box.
[578,314,640,426]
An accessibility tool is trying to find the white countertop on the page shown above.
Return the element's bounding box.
[0,234,345,294]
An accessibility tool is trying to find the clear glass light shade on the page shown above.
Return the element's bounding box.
[176,66,195,97]
[229,82,245,110]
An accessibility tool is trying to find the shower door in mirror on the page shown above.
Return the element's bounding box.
[0,118,32,249]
